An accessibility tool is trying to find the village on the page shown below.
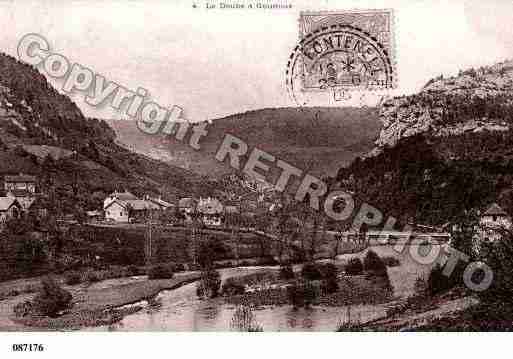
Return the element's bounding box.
[1,171,511,247]
[0,172,274,228]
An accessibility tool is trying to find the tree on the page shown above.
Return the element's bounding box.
[450,209,479,258]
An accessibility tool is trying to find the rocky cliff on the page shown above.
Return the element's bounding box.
[375,60,513,150]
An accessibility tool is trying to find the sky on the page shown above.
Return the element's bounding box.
[0,0,512,121]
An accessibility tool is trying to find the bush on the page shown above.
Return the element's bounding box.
[257,256,278,266]
[64,271,82,285]
[382,256,401,267]
[426,263,454,296]
[147,264,174,280]
[84,270,101,283]
[320,263,338,279]
[301,262,323,281]
[363,250,388,276]
[345,258,364,275]
[174,263,186,272]
[126,265,140,276]
[196,268,221,298]
[287,280,319,309]
[32,277,72,317]
[221,277,246,296]
[301,262,338,282]
[279,264,295,280]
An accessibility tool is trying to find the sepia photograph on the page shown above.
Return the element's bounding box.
[0,0,513,357]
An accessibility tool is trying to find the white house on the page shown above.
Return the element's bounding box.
[197,197,224,226]
[0,197,22,223]
[178,197,197,222]
[103,190,138,210]
[4,173,37,194]
[103,191,161,223]
[104,199,130,222]
[479,203,511,242]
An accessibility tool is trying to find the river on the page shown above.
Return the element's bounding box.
[81,245,438,332]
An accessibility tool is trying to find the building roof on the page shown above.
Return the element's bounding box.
[197,197,223,215]
[179,197,197,208]
[104,199,161,211]
[483,203,508,217]
[125,199,161,211]
[6,189,34,197]
[0,197,20,211]
[148,197,175,209]
[108,191,139,201]
[16,197,36,211]
[4,173,36,183]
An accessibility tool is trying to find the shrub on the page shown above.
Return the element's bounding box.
[173,263,186,272]
[320,263,338,280]
[322,277,339,294]
[426,264,454,296]
[301,262,323,281]
[259,256,279,266]
[287,280,319,309]
[382,256,401,267]
[84,270,101,283]
[32,277,72,317]
[64,271,82,285]
[279,264,295,280]
[126,265,140,276]
[196,268,221,298]
[363,250,388,276]
[147,264,174,280]
[221,277,246,296]
[345,258,364,275]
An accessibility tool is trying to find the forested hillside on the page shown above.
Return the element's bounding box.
[336,61,513,226]
[0,52,210,214]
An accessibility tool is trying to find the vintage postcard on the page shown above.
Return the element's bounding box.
[0,0,512,357]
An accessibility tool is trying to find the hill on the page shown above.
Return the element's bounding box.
[108,107,381,178]
[0,52,210,213]
[336,60,513,226]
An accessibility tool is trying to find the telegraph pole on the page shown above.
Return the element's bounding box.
[145,210,153,267]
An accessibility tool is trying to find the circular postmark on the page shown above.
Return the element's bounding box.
[286,24,395,105]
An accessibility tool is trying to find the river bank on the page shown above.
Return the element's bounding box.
[0,245,440,331]
[2,272,201,331]
[349,288,479,331]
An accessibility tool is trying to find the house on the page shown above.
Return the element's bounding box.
[6,189,35,211]
[146,196,175,211]
[104,199,129,222]
[4,173,37,194]
[3,174,46,218]
[197,197,224,226]
[0,197,22,223]
[104,198,160,223]
[479,203,511,242]
[103,190,138,210]
[178,197,197,222]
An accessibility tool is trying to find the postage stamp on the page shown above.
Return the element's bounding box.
[286,9,396,102]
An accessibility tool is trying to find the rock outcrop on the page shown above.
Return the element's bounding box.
[375,60,513,150]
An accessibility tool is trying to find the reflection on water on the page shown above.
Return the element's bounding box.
[84,245,439,332]
[88,281,388,332]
